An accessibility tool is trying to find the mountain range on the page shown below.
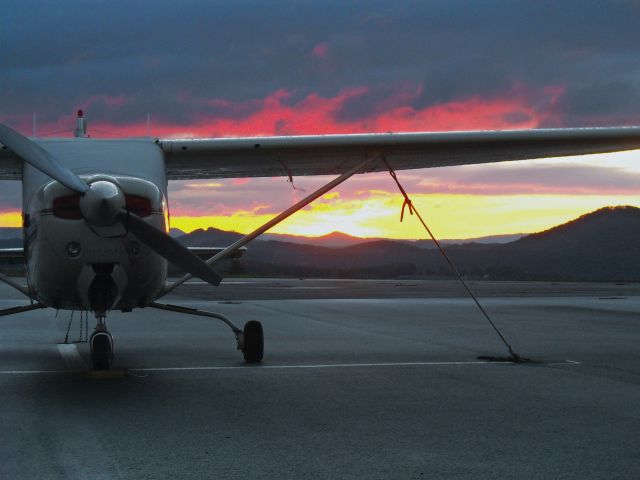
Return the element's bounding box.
[170,227,524,248]
[1,206,637,281]
[175,206,640,281]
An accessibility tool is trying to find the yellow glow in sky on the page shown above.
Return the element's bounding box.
[166,150,640,238]
[0,212,22,228]
[0,193,635,239]
[169,193,640,239]
[1,151,637,239]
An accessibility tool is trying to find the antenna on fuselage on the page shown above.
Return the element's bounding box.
[74,109,88,138]
[32,112,37,138]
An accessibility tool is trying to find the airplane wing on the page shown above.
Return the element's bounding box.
[160,127,640,180]
[2,127,640,181]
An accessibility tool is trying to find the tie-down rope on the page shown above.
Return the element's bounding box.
[384,159,525,363]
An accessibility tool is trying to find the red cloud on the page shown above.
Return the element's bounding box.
[161,85,560,137]
[3,83,563,138]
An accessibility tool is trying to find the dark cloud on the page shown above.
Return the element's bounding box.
[2,0,640,129]
[416,163,640,195]
[353,162,640,196]
[333,85,416,123]
[502,112,533,125]
[557,80,640,125]
[168,177,315,215]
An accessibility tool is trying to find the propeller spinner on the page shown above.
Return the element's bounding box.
[80,180,126,226]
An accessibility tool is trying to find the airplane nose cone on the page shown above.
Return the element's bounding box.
[79,180,125,226]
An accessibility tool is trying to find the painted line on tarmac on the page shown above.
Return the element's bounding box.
[131,360,572,373]
[0,360,581,375]
[0,369,65,375]
[133,359,582,373]
[57,343,88,371]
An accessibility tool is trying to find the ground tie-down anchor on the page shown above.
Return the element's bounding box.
[477,347,531,364]
[383,159,531,364]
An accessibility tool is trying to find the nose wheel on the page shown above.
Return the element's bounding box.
[90,329,113,370]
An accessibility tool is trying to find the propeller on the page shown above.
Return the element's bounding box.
[0,123,222,286]
[118,211,222,286]
[0,124,88,194]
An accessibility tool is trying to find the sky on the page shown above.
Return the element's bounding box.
[2,0,640,239]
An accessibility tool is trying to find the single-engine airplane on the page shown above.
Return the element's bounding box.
[1,111,639,369]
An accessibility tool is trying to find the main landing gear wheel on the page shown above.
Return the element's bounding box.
[242,320,263,364]
[90,330,114,370]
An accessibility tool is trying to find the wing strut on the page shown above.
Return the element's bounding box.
[160,156,379,296]
[0,272,33,299]
[0,303,45,318]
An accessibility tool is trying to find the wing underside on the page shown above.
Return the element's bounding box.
[160,127,640,180]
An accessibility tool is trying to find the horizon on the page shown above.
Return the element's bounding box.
[167,204,636,241]
[0,203,635,241]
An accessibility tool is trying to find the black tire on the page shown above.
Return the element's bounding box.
[243,320,264,363]
[91,332,113,370]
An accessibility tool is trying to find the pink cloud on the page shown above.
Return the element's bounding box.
[232,178,251,186]
[160,84,557,138]
[312,42,329,59]
[3,82,563,140]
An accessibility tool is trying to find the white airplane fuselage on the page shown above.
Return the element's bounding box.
[23,138,169,313]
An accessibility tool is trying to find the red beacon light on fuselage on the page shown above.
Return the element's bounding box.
[74,109,87,138]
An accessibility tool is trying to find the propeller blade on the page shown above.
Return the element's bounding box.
[0,123,88,194]
[118,211,222,286]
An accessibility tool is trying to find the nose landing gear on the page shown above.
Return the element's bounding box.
[90,317,113,370]
[85,305,264,370]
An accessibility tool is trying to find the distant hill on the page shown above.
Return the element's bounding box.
[410,233,525,248]
[176,228,374,248]
[178,227,243,246]
[478,206,640,281]
[0,228,22,248]
[175,206,640,281]
[175,227,524,249]
[262,231,524,248]
[263,231,379,248]
[0,227,21,240]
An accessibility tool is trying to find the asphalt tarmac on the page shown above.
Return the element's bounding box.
[1,278,640,479]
